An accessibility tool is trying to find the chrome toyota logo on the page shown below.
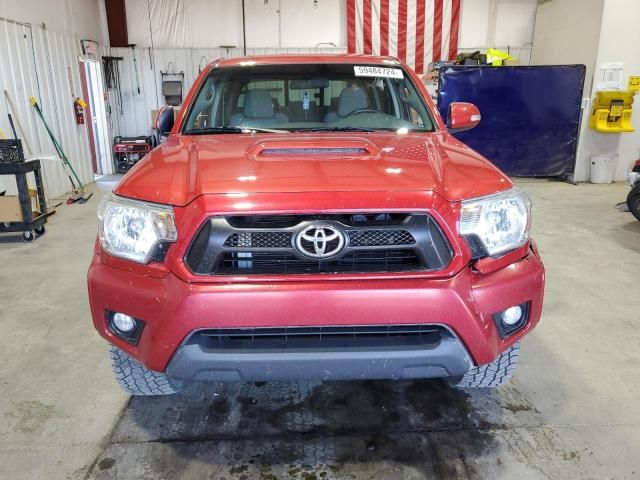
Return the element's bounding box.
[295,224,346,259]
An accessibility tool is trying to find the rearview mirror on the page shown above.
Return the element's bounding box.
[447,102,481,132]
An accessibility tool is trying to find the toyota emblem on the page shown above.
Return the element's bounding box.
[295,224,346,259]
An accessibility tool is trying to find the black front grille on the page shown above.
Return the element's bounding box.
[188,325,446,350]
[185,213,453,276]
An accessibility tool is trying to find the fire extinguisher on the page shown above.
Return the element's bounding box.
[74,98,87,125]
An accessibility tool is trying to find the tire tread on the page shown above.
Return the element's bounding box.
[108,344,182,396]
[451,342,520,388]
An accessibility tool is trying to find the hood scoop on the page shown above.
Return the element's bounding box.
[262,147,367,155]
[247,136,380,160]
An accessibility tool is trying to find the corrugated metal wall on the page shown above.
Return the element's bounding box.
[104,46,348,138]
[0,18,94,199]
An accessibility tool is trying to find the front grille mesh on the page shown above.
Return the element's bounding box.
[224,232,292,248]
[223,230,415,249]
[348,230,415,247]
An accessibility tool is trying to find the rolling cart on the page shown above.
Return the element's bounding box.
[0,140,48,242]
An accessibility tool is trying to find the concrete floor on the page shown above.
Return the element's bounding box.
[1,180,639,479]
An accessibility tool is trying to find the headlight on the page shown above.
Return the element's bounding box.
[97,194,177,263]
[459,187,531,257]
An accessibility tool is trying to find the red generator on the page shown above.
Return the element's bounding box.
[113,136,154,174]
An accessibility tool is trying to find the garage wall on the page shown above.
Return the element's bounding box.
[533,0,640,181]
[125,0,537,50]
[531,0,605,181]
[0,0,108,45]
[124,0,348,49]
[579,0,640,181]
[0,3,104,198]
[459,0,537,50]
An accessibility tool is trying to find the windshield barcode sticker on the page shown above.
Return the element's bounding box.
[354,66,404,79]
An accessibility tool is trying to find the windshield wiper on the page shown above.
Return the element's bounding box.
[183,126,288,135]
[294,127,378,133]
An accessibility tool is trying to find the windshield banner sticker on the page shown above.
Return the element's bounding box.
[354,66,404,79]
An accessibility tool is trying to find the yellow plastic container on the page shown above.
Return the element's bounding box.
[589,91,635,133]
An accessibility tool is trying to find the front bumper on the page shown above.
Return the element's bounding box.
[166,326,473,382]
[88,244,544,380]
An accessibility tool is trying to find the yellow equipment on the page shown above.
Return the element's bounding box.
[589,91,635,133]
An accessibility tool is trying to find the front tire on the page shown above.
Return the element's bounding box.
[108,344,183,396]
[627,188,640,222]
[449,342,520,388]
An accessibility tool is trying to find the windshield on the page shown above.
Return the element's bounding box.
[183,63,436,134]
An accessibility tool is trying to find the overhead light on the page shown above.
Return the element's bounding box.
[385,167,402,174]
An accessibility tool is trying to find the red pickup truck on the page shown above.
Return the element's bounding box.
[88,55,544,395]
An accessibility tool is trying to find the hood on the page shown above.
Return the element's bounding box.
[115,132,511,206]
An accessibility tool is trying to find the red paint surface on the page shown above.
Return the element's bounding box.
[448,102,481,131]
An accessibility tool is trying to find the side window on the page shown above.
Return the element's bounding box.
[408,106,425,127]
[398,78,432,129]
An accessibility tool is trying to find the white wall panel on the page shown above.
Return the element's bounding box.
[0,0,107,44]
[0,19,94,198]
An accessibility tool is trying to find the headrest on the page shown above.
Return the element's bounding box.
[244,90,274,118]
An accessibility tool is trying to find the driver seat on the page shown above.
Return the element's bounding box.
[324,86,368,123]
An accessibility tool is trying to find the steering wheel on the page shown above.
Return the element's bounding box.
[344,108,380,116]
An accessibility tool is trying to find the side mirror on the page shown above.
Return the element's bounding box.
[447,102,481,132]
[156,107,175,137]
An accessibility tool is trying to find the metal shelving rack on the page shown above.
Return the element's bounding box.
[0,160,48,241]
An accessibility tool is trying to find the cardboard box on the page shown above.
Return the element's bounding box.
[0,196,23,222]
[504,59,521,66]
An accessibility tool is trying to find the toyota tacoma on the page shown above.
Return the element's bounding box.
[87,55,545,395]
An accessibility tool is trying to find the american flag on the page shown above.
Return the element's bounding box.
[346,0,461,74]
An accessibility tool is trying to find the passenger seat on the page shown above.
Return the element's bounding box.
[229,90,289,127]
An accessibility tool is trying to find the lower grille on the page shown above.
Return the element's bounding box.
[218,249,420,275]
[188,325,446,350]
[185,213,453,276]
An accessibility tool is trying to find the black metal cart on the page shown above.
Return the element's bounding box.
[0,160,48,241]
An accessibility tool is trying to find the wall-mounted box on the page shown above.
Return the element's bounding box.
[589,91,635,133]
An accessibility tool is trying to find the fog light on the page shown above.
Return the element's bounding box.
[492,302,530,339]
[113,312,136,332]
[501,306,523,326]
